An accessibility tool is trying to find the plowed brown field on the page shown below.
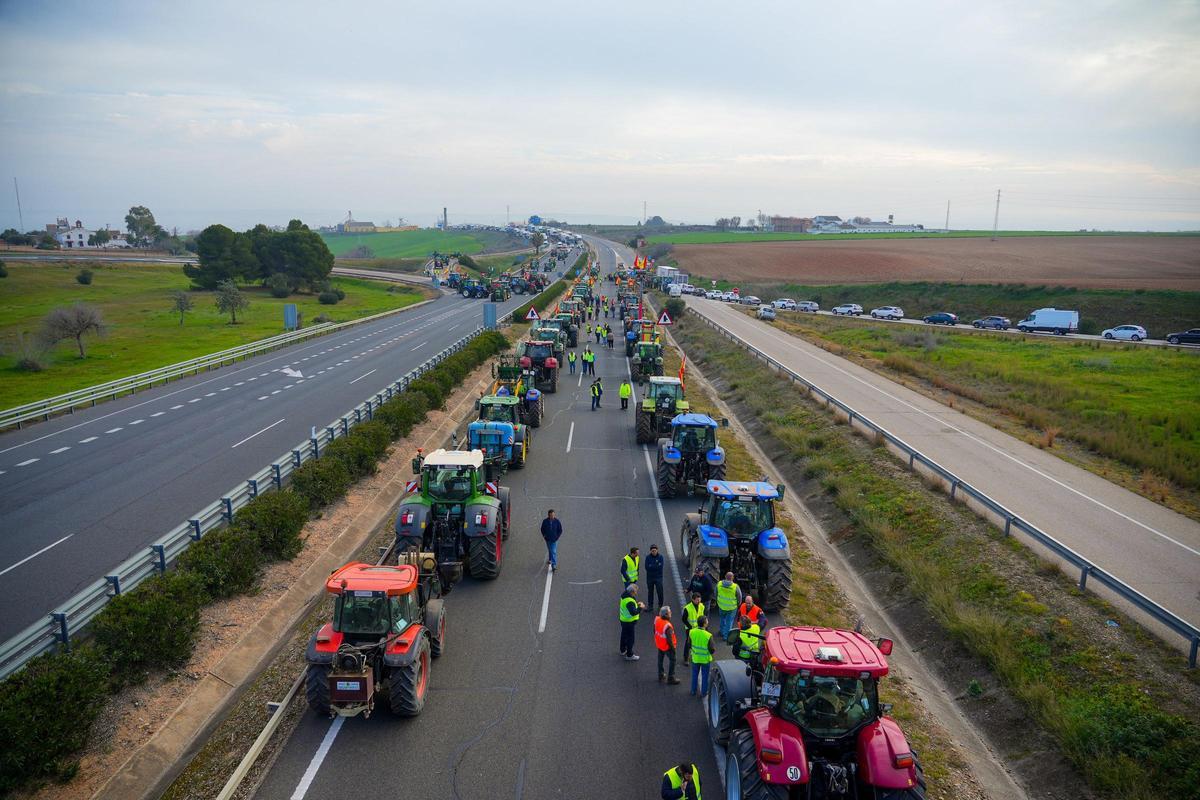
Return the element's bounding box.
[673,235,1200,289]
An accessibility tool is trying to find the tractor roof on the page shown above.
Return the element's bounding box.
[706,480,779,500]
[765,626,889,678]
[326,562,417,596]
[525,339,553,346]
[648,376,682,386]
[423,448,484,468]
[672,413,718,428]
[481,395,520,405]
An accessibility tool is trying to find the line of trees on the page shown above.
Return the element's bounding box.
[183,219,334,292]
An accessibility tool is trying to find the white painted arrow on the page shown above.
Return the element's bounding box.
[281,367,304,379]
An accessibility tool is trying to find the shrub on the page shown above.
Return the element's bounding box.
[375,393,429,439]
[92,570,208,682]
[177,524,264,598]
[313,312,332,324]
[0,260,7,278]
[0,646,112,793]
[268,272,291,298]
[664,297,685,320]
[291,456,352,508]
[75,268,93,285]
[322,433,380,480]
[318,290,340,305]
[235,490,309,559]
[407,376,447,409]
[350,420,392,462]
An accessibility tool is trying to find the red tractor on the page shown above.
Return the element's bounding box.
[709,626,925,799]
[517,339,560,393]
[305,556,445,719]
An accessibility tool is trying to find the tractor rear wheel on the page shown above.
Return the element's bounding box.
[726,728,789,799]
[707,462,726,482]
[528,401,542,428]
[305,663,331,716]
[498,489,511,541]
[389,636,431,717]
[872,752,926,799]
[468,533,502,579]
[764,558,792,611]
[636,411,653,444]
[654,363,664,376]
[697,556,721,585]
[657,454,677,498]
[547,368,558,393]
[425,599,446,658]
[708,666,733,745]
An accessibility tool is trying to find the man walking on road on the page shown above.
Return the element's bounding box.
[689,616,715,696]
[619,380,632,409]
[619,584,647,660]
[681,592,705,665]
[620,546,640,586]
[567,349,577,375]
[606,328,614,349]
[654,606,681,684]
[716,572,742,640]
[686,565,714,609]
[645,544,665,612]
[590,378,603,410]
[661,763,701,800]
[540,509,562,571]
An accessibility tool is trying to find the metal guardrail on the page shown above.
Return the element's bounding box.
[0,326,487,679]
[687,307,1200,667]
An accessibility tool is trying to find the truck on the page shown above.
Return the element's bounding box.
[1016,308,1079,335]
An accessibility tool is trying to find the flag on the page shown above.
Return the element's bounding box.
[678,354,686,388]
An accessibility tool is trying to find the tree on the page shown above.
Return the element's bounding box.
[215,280,250,324]
[88,229,112,247]
[125,205,167,248]
[41,303,105,358]
[170,290,194,325]
[730,216,741,229]
[36,233,58,250]
[532,232,545,254]
[644,215,666,228]
[247,220,333,291]
[185,224,257,289]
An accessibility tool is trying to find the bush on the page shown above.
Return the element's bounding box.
[291,456,352,508]
[313,312,332,324]
[92,570,208,682]
[318,290,340,305]
[407,375,447,409]
[76,268,93,285]
[665,297,685,320]
[0,260,7,278]
[375,393,429,439]
[350,420,392,462]
[176,524,264,598]
[322,433,381,480]
[268,272,291,298]
[235,490,309,559]
[0,646,112,793]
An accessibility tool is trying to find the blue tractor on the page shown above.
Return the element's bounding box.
[468,395,530,475]
[656,413,727,498]
[680,480,793,611]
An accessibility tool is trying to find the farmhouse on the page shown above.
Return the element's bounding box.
[47,218,131,248]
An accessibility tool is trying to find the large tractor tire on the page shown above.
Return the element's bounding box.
[547,368,558,393]
[764,558,793,611]
[680,518,700,567]
[873,753,927,799]
[654,362,665,377]
[468,533,502,579]
[707,665,733,745]
[498,488,511,541]
[656,451,677,499]
[707,462,726,482]
[726,728,789,799]
[635,410,654,444]
[305,664,331,716]
[528,400,542,428]
[425,599,446,658]
[389,635,431,717]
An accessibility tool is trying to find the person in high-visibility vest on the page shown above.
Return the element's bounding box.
[590,378,603,411]
[661,762,701,800]
[620,547,640,585]
[653,606,680,684]
[619,584,647,660]
[736,615,762,661]
[688,616,715,696]
[681,592,705,665]
[567,349,577,375]
[737,595,767,629]
[715,572,743,640]
[619,380,632,410]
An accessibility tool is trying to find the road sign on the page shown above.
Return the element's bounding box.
[525,307,540,321]
[657,310,673,325]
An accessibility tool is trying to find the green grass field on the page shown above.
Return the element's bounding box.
[645,230,1199,245]
[0,262,426,407]
[320,228,526,259]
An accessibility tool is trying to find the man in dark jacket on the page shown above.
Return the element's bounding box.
[685,565,715,608]
[644,544,665,612]
[540,509,562,571]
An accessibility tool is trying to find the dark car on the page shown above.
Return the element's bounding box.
[972,315,1011,330]
[923,312,958,325]
[1166,328,1200,345]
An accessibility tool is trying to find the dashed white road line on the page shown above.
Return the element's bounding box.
[0,534,74,577]
[151,412,165,417]
[188,398,201,403]
[170,404,184,410]
[566,421,575,453]
[231,417,286,449]
[49,447,70,454]
[538,567,554,633]
[129,419,144,425]
[258,396,269,401]
[79,436,98,443]
[105,428,122,434]
[411,341,426,351]
[16,458,39,466]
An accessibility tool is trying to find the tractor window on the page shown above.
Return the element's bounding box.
[388,594,414,634]
[673,426,714,451]
[480,404,514,422]
[427,467,474,501]
[777,674,879,738]
[711,499,773,534]
[526,344,552,359]
[335,593,390,637]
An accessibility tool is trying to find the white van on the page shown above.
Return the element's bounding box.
[668,284,683,297]
[1017,308,1079,335]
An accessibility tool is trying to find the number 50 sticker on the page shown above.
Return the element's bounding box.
[786,766,803,782]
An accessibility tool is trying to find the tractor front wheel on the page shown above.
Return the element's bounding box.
[764,558,793,611]
[305,663,331,716]
[389,636,431,717]
[872,752,927,799]
[726,728,789,799]
[469,533,502,579]
[636,411,653,444]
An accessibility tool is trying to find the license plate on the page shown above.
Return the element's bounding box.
[762,682,781,698]
[336,681,360,691]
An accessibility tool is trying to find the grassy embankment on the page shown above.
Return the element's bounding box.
[320,228,524,259]
[0,261,426,408]
[646,230,1200,245]
[757,310,1200,514]
[669,311,1200,800]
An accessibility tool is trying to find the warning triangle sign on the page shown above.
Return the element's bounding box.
[524,307,541,321]
[657,309,674,325]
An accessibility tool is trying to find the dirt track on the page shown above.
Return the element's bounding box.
[672,235,1200,289]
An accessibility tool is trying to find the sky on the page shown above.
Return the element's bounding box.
[1,0,1199,233]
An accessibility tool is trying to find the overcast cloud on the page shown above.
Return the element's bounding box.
[1,0,1198,232]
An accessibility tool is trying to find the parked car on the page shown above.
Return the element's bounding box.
[796,300,819,312]
[721,291,738,302]
[831,303,863,316]
[1166,328,1200,345]
[756,305,776,321]
[1017,308,1079,335]
[705,290,720,299]
[923,312,958,325]
[870,306,904,320]
[972,315,1011,330]
[1101,324,1147,341]
[773,298,797,310]
[740,295,761,306]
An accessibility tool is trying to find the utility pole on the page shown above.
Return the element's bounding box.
[506,204,510,225]
[991,190,1001,241]
[13,177,24,231]
[643,200,647,225]
[944,200,950,233]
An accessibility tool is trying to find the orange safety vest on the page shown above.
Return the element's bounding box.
[738,602,765,626]
[653,617,676,652]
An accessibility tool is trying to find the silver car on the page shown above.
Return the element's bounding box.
[832,304,863,316]
[796,301,819,312]
[1102,324,1148,341]
[870,306,904,320]
[757,306,777,321]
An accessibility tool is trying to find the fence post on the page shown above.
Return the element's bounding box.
[222,497,234,522]
[950,480,959,499]
[152,544,167,573]
[248,478,259,498]
[1078,564,1092,590]
[106,575,121,596]
[1190,637,1198,669]
[1004,516,1013,536]
[52,613,70,649]
[293,449,303,468]
[273,463,283,488]
[189,519,202,540]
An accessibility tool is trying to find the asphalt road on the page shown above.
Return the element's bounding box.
[0,258,576,642]
[679,291,1200,643]
[253,289,726,800]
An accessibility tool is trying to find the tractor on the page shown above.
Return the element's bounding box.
[304,557,445,719]
[394,449,511,589]
[489,356,544,427]
[635,376,688,443]
[655,413,728,497]
[708,626,925,800]
[459,278,488,299]
[517,339,560,393]
[490,279,511,302]
[553,312,579,347]
[679,480,792,611]
[470,394,531,472]
[533,320,568,360]
[572,284,592,303]
[631,340,665,384]
[446,272,463,290]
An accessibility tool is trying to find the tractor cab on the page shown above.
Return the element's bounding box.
[477,395,519,424]
[470,395,528,473]
[637,320,660,343]
[701,480,781,537]
[643,376,687,415]
[669,413,721,453]
[656,414,728,498]
[327,563,421,644]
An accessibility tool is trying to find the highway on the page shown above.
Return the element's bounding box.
[252,287,725,800]
[0,260,574,643]
[677,291,1200,642]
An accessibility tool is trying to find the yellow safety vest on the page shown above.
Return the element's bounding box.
[568,351,576,363]
[591,382,601,397]
[619,383,632,398]
[682,601,705,627]
[619,596,640,623]
[664,765,701,800]
[716,581,740,612]
[689,627,714,664]
[622,554,639,583]
[739,623,762,655]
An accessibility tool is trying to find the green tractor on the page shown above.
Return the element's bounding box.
[490,279,511,302]
[533,320,569,359]
[553,312,579,347]
[631,340,664,385]
[395,448,511,589]
[636,376,688,444]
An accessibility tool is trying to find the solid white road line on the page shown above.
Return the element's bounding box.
[349,369,377,385]
[0,534,73,577]
[231,418,286,448]
[289,716,344,800]
[538,567,554,633]
[566,421,575,453]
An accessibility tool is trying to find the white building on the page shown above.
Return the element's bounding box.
[49,218,131,248]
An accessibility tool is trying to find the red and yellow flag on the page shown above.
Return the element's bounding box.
[678,354,686,388]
